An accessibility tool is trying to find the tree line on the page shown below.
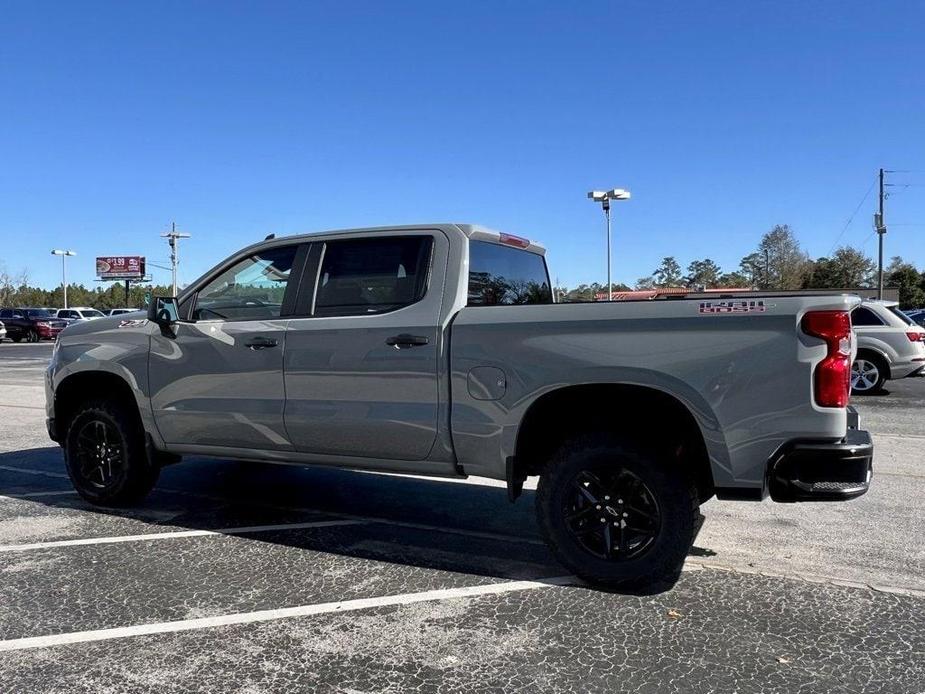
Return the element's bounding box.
[4,224,925,310]
[556,224,925,309]
[0,268,171,310]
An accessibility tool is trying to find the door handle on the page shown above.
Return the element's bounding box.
[385,334,429,348]
[245,336,279,350]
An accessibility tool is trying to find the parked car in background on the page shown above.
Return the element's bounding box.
[105,308,141,316]
[0,308,68,342]
[905,308,925,328]
[0,320,6,342]
[851,300,925,394]
[55,307,106,322]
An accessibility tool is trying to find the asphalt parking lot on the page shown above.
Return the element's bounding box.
[1,341,923,693]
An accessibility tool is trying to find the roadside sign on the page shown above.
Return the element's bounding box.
[96,256,146,279]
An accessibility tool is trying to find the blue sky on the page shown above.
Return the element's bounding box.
[1,1,923,290]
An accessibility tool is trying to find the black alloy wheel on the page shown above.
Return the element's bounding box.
[564,466,661,561]
[73,418,126,490]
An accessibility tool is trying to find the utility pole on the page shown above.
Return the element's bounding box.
[161,222,191,297]
[604,197,612,300]
[876,168,887,300]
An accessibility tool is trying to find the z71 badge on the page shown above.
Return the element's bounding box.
[698,300,766,314]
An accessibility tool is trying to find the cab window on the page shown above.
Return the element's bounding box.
[192,245,298,321]
[467,241,553,306]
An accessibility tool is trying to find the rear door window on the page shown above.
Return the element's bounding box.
[312,236,433,317]
[467,241,553,306]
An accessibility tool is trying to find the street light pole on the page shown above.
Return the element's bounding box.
[50,250,76,309]
[587,188,631,301]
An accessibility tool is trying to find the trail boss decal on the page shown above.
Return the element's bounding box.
[699,300,767,315]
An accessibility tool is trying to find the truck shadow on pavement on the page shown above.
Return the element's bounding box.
[1,446,690,595]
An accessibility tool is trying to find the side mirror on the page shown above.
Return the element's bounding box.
[148,296,179,327]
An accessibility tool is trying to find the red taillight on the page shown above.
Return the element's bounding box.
[498,233,530,249]
[801,310,852,408]
[906,331,925,342]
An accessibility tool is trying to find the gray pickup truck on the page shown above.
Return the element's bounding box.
[46,224,873,586]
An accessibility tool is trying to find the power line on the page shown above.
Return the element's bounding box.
[829,175,877,253]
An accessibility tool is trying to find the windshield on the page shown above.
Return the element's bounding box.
[82,310,105,318]
[24,309,53,318]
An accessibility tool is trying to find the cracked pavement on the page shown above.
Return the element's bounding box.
[1,342,923,693]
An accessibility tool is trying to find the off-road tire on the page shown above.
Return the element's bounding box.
[64,399,159,506]
[536,435,699,588]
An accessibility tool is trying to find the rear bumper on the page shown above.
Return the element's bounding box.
[768,408,873,502]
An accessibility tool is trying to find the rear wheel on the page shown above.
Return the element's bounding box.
[536,436,698,588]
[64,399,159,505]
[851,354,886,395]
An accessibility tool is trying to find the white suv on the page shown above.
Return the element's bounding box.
[55,307,106,322]
[851,300,925,394]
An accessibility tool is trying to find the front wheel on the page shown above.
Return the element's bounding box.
[64,400,159,505]
[536,437,698,588]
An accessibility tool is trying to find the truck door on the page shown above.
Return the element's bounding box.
[284,231,444,462]
[149,243,304,451]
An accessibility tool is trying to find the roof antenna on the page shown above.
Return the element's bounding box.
[265,233,276,240]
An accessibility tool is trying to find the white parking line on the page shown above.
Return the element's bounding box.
[357,516,546,546]
[0,464,546,547]
[0,576,574,652]
[0,519,365,553]
[0,464,69,479]
[0,490,76,499]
